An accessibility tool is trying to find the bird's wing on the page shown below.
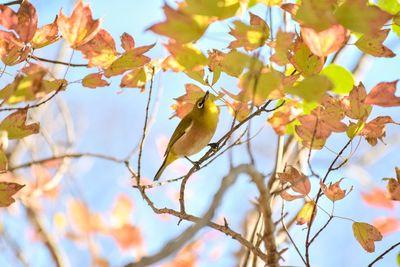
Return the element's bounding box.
[164,115,193,157]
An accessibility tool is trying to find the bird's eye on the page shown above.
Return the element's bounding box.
[197,102,204,109]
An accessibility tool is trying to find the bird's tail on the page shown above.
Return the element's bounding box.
[154,153,176,181]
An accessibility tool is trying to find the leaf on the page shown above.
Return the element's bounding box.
[15,1,38,43]
[0,5,18,30]
[341,82,372,120]
[0,182,24,207]
[0,149,8,172]
[355,29,395,58]
[111,194,134,227]
[163,42,207,72]
[373,217,400,235]
[335,0,391,35]
[365,80,400,107]
[377,0,400,15]
[321,64,354,95]
[0,30,30,66]
[286,75,333,102]
[148,5,210,43]
[277,165,311,197]
[267,100,301,135]
[120,32,135,51]
[171,84,204,118]
[320,178,352,201]
[289,38,324,77]
[208,49,254,78]
[361,187,394,209]
[385,176,400,201]
[269,30,295,65]
[301,24,348,57]
[68,199,105,233]
[294,0,337,31]
[179,0,240,19]
[76,29,117,68]
[31,16,59,49]
[104,44,154,77]
[110,224,142,250]
[0,109,39,139]
[352,222,382,252]
[57,0,101,48]
[359,116,398,146]
[296,201,316,226]
[120,68,147,90]
[82,73,109,89]
[228,13,270,51]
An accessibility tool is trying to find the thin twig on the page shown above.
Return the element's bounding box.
[28,55,88,67]
[2,0,22,5]
[368,241,400,267]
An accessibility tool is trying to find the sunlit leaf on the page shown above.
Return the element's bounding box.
[341,82,372,120]
[269,30,295,65]
[355,29,395,58]
[171,84,205,118]
[0,5,18,30]
[296,201,316,226]
[321,64,354,95]
[15,0,38,43]
[120,32,135,51]
[267,100,301,135]
[295,0,337,31]
[373,217,400,235]
[31,16,59,49]
[179,0,240,19]
[57,0,101,48]
[320,178,352,201]
[0,109,39,139]
[286,75,333,102]
[120,68,147,91]
[352,222,382,252]
[82,73,109,89]
[289,39,324,76]
[377,0,400,15]
[359,116,398,146]
[365,80,400,107]
[110,224,142,250]
[0,182,24,207]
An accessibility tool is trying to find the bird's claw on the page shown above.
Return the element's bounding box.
[185,156,201,170]
[208,142,219,152]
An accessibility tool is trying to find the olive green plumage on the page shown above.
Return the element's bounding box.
[154,91,219,181]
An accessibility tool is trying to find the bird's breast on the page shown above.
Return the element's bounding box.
[172,125,215,157]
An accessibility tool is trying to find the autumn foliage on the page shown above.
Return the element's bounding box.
[1,0,400,266]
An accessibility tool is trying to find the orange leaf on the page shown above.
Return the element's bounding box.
[277,165,311,196]
[296,201,316,226]
[31,16,59,49]
[385,178,400,201]
[171,84,204,118]
[341,82,371,120]
[120,68,147,90]
[0,30,29,65]
[320,178,352,202]
[0,5,18,30]
[301,24,348,57]
[67,199,105,233]
[373,217,400,235]
[0,182,24,207]
[365,80,400,107]
[15,1,38,43]
[352,222,382,252]
[57,0,101,48]
[82,73,109,89]
[268,100,300,135]
[355,29,395,58]
[361,187,394,209]
[76,29,117,68]
[120,32,135,51]
[0,109,39,139]
[111,194,133,227]
[359,116,398,146]
[110,224,142,250]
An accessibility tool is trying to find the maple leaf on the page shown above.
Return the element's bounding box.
[0,5,18,30]
[0,109,39,140]
[355,29,395,58]
[296,201,317,226]
[365,80,400,107]
[15,1,38,43]
[286,75,333,103]
[76,29,117,68]
[289,38,325,77]
[228,13,270,51]
[277,165,311,200]
[163,42,207,72]
[0,30,30,66]
[341,82,372,120]
[208,49,254,78]
[110,224,142,250]
[82,73,109,89]
[120,68,147,91]
[226,100,251,122]
[57,0,102,48]
[321,64,354,95]
[110,194,134,227]
[171,84,205,118]
[361,187,394,209]
[373,217,400,236]
[335,0,391,35]
[68,199,105,233]
[148,5,210,43]
[352,222,382,252]
[0,182,24,207]
[301,24,348,57]
[294,0,338,32]
[120,32,135,51]
[31,16,59,49]
[267,100,301,135]
[384,167,400,201]
[179,0,240,19]
[359,116,398,146]
[320,178,352,202]
[269,30,295,65]
[104,44,154,77]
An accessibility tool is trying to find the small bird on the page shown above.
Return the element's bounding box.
[154,91,219,181]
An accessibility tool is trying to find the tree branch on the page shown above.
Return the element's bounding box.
[368,241,400,267]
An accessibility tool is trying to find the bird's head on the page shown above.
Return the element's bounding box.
[192,91,219,116]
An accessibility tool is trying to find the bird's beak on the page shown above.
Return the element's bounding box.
[200,91,209,106]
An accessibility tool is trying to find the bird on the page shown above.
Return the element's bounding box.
[154,90,219,181]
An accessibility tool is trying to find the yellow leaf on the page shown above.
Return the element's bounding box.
[352,222,382,252]
[296,201,316,226]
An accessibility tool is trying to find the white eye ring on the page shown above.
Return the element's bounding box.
[197,102,204,109]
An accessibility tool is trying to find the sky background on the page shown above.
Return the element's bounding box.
[1,0,400,266]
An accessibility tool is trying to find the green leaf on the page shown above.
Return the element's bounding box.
[346,121,365,138]
[321,64,354,94]
[377,0,400,15]
[295,0,337,31]
[290,40,324,77]
[0,182,24,207]
[0,109,39,139]
[355,29,396,57]
[180,0,240,19]
[286,75,333,102]
[0,149,7,172]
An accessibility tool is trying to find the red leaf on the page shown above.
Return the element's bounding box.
[365,80,400,107]
[0,5,18,29]
[120,32,135,51]
[361,187,394,209]
[15,1,38,43]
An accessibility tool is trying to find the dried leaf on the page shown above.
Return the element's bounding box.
[341,82,372,120]
[365,80,400,107]
[267,100,301,135]
[120,68,147,90]
[320,178,352,201]
[269,30,295,65]
[352,222,382,252]
[277,165,311,196]
[359,116,397,146]
[385,178,400,201]
[0,5,18,29]
[15,1,38,43]
[110,224,142,250]
[294,0,337,31]
[0,109,39,139]
[171,84,204,118]
[31,16,59,49]
[355,29,395,58]
[120,32,135,51]
[0,182,24,207]
[82,73,109,88]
